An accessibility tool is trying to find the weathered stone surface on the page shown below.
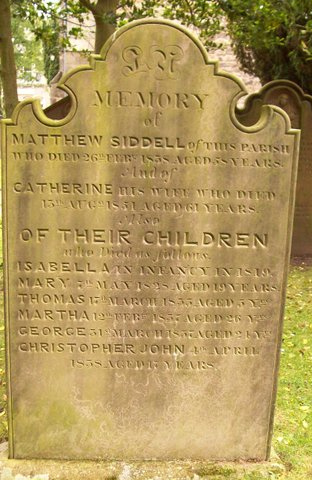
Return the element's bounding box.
[0,444,286,480]
[237,80,312,256]
[1,20,299,461]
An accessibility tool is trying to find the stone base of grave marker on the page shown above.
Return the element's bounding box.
[0,446,285,480]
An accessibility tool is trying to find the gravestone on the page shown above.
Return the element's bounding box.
[1,19,299,461]
[44,95,71,120]
[237,80,312,257]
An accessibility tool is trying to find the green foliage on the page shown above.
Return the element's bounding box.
[8,0,90,84]
[11,5,44,83]
[42,18,60,83]
[113,0,222,49]
[219,0,312,94]
[161,0,222,49]
[194,465,236,477]
[12,0,87,49]
[42,0,88,49]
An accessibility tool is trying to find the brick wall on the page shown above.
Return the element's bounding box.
[207,32,261,94]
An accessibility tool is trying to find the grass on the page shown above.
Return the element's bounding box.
[272,265,312,479]
[0,261,310,479]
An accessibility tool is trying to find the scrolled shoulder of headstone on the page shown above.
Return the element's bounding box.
[2,70,79,128]
[236,79,312,131]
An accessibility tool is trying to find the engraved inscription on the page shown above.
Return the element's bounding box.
[122,44,183,79]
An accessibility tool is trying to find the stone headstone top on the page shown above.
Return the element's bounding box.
[237,80,312,256]
[237,80,303,129]
[1,20,299,461]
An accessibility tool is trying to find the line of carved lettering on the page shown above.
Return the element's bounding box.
[15,309,266,324]
[45,199,261,216]
[93,90,209,109]
[10,150,288,168]
[49,195,275,212]
[108,200,257,215]
[40,199,260,216]
[16,325,272,340]
[11,133,103,146]
[31,199,271,215]
[17,310,147,323]
[142,231,268,247]
[71,359,163,370]
[117,187,275,200]
[110,136,289,155]
[68,358,247,370]
[121,156,284,169]
[100,247,210,261]
[20,228,268,248]
[12,151,137,163]
[17,262,130,274]
[11,185,277,200]
[153,313,266,324]
[69,357,250,370]
[112,137,290,154]
[18,342,185,354]
[41,199,112,211]
[119,162,283,185]
[32,200,269,215]
[16,262,273,278]
[17,279,278,293]
[98,246,269,263]
[137,281,278,293]
[10,134,290,155]
[15,296,269,313]
[9,150,289,169]
[13,182,113,194]
[17,342,260,356]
